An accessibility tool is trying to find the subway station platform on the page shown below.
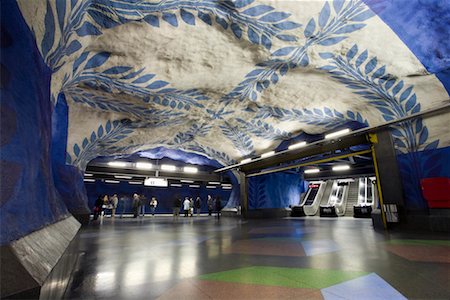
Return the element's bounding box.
[60,217,450,299]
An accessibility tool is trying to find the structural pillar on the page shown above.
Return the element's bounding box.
[239,171,248,218]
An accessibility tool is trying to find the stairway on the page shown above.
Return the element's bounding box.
[318,181,333,213]
[344,181,359,217]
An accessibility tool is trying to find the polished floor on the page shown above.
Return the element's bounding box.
[64,215,450,299]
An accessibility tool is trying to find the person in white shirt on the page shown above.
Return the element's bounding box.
[183,197,190,217]
[150,196,158,216]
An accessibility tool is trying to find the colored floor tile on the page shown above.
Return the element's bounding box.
[301,240,340,256]
[248,226,310,235]
[199,266,368,289]
[321,273,407,300]
[385,244,450,263]
[224,238,306,257]
[157,279,323,300]
[387,239,450,247]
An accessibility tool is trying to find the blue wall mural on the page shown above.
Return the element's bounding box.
[248,172,304,209]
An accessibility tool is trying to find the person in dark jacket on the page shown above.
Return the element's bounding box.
[215,196,222,219]
[207,195,214,216]
[173,195,181,220]
[195,196,201,216]
[93,195,103,220]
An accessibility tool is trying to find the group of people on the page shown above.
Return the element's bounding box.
[93,193,158,220]
[172,195,222,219]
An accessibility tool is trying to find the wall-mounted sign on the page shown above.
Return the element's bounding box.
[144,177,168,187]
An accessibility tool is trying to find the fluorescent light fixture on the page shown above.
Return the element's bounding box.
[84,173,93,177]
[170,184,182,187]
[180,180,194,183]
[104,180,120,184]
[83,179,95,182]
[114,175,132,179]
[222,184,232,188]
[261,151,275,158]
[108,161,127,168]
[189,185,200,188]
[222,186,232,190]
[304,168,320,174]
[288,141,307,150]
[129,181,143,185]
[325,128,350,139]
[206,186,216,189]
[144,177,168,187]
[135,162,153,170]
[241,158,252,164]
[183,166,198,173]
[161,164,176,172]
[332,165,351,171]
[208,181,221,185]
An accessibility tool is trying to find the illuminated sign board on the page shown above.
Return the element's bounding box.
[144,177,168,187]
[309,184,320,188]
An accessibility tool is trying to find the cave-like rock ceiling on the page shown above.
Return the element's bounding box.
[18,0,449,169]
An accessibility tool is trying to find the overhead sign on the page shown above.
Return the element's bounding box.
[144,177,168,187]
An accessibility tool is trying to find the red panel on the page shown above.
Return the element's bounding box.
[420,178,450,208]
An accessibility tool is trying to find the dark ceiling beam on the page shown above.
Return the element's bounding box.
[304,166,375,181]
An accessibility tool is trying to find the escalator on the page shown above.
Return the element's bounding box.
[320,180,350,217]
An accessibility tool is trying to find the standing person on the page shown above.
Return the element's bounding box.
[207,195,214,216]
[150,196,158,217]
[183,197,190,217]
[189,197,194,217]
[173,195,181,220]
[132,193,140,218]
[111,194,119,218]
[195,196,201,217]
[140,194,147,217]
[93,195,103,220]
[119,194,127,218]
[216,196,222,219]
[102,195,109,217]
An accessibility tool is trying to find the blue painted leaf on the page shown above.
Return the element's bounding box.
[346,45,358,62]
[162,13,178,27]
[215,16,228,29]
[405,94,417,112]
[276,35,297,41]
[334,24,366,34]
[98,125,104,138]
[42,1,55,57]
[85,52,110,69]
[304,18,316,38]
[76,21,102,36]
[424,140,439,151]
[299,53,309,67]
[333,0,345,13]
[65,40,82,55]
[385,77,396,90]
[66,153,72,164]
[273,21,301,30]
[198,11,212,25]
[419,127,428,145]
[88,10,120,29]
[272,47,297,56]
[180,9,195,25]
[334,109,344,118]
[319,52,334,59]
[319,2,330,28]
[73,144,80,157]
[394,138,407,149]
[143,14,159,27]
[392,81,404,96]
[82,138,88,149]
[132,74,155,84]
[234,0,256,9]
[415,118,423,133]
[259,12,290,22]
[248,27,260,44]
[231,23,243,39]
[256,82,263,92]
[391,128,404,137]
[365,57,377,74]
[55,0,66,30]
[355,50,368,68]
[412,103,421,114]
[261,34,272,50]
[147,80,169,89]
[378,107,394,116]
[280,64,289,75]
[400,87,413,102]
[372,66,386,78]
[357,112,364,123]
[242,5,274,16]
[106,120,112,133]
[250,91,257,101]
[103,66,133,75]
[270,73,279,84]
[351,10,375,22]
[319,36,348,46]
[347,111,355,119]
[246,69,264,77]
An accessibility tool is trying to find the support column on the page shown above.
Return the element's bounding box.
[239,171,248,218]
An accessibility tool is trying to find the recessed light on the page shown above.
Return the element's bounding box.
[325,128,350,139]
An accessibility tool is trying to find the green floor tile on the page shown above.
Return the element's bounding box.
[387,239,450,247]
[199,266,368,289]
